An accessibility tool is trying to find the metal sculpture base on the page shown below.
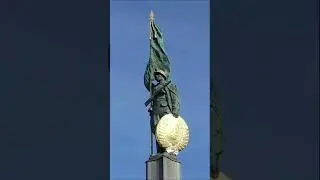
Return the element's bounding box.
[146,152,181,180]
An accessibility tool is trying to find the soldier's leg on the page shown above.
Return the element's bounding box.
[156,141,161,153]
[156,141,165,154]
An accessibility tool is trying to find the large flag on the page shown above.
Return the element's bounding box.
[144,11,171,92]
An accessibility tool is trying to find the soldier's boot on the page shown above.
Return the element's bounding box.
[156,142,165,154]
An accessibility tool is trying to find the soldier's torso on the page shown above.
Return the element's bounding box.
[153,88,171,119]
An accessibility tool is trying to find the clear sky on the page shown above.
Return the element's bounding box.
[111,1,210,179]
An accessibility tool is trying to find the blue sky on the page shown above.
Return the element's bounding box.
[111,1,209,179]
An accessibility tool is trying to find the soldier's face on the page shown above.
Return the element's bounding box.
[155,73,164,82]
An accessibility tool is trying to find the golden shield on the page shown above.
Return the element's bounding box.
[155,114,189,153]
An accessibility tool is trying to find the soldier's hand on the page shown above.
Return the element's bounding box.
[148,109,153,115]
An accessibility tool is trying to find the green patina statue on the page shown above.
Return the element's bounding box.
[144,11,181,154]
[151,69,180,120]
[149,69,180,153]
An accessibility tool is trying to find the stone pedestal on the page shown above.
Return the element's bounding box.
[146,153,181,180]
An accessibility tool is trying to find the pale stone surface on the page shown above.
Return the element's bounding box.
[146,153,181,180]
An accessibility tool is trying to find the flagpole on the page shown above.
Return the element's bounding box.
[149,10,155,156]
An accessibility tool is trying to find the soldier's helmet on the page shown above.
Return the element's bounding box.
[154,69,168,79]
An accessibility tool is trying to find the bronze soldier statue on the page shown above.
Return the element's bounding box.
[149,68,180,154]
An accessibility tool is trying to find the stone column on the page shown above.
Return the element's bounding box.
[146,153,181,180]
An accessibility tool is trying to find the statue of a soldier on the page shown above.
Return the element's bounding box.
[149,68,180,154]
